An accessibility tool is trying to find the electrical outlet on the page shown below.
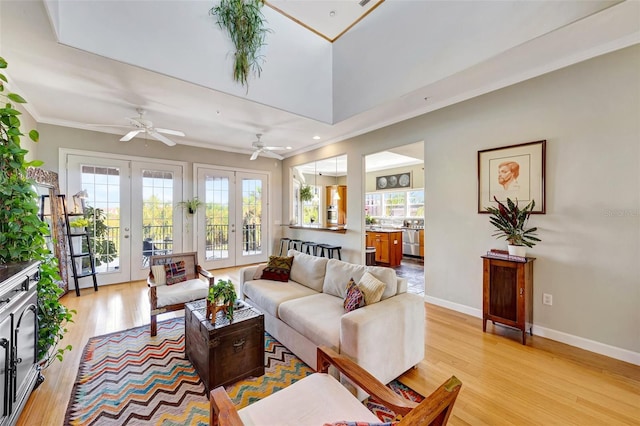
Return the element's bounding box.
[543,293,553,306]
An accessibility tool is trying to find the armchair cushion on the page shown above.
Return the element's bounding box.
[150,265,167,286]
[164,260,187,285]
[154,278,209,307]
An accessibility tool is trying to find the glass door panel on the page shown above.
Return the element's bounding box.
[237,173,267,263]
[131,163,183,280]
[67,156,131,286]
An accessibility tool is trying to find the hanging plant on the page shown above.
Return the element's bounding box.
[178,197,203,215]
[0,57,75,367]
[300,185,314,202]
[210,0,271,88]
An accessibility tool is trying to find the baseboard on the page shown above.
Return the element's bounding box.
[424,295,482,319]
[424,295,640,366]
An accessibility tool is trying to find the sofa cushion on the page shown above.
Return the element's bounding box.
[358,272,386,305]
[151,264,166,286]
[343,278,365,313]
[244,279,318,318]
[323,259,367,299]
[153,278,208,307]
[278,293,343,350]
[262,255,294,282]
[364,266,398,300]
[287,249,328,292]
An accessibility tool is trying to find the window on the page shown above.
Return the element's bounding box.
[366,189,424,219]
[301,185,321,225]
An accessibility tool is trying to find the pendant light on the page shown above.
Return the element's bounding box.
[333,156,341,201]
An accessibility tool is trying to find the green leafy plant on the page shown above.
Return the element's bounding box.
[0,56,75,366]
[178,197,203,214]
[82,206,117,267]
[210,0,271,88]
[486,197,541,247]
[208,279,238,319]
[68,217,89,228]
[300,185,313,202]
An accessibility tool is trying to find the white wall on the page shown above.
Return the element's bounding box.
[284,45,640,359]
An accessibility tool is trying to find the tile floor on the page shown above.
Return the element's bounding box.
[394,257,424,296]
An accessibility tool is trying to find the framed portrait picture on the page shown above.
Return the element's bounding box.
[478,140,546,214]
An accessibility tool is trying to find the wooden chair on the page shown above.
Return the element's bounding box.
[147,252,214,336]
[210,346,461,426]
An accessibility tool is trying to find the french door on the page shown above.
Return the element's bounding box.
[66,154,183,287]
[196,167,268,269]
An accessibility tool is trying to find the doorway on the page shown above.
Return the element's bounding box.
[65,153,184,286]
[195,166,269,270]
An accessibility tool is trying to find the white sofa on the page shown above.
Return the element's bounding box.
[239,249,425,391]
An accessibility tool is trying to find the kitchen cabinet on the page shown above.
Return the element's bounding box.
[325,185,347,226]
[366,231,402,267]
[482,256,535,344]
[419,229,424,257]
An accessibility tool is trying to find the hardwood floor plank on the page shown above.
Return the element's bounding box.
[17,269,640,425]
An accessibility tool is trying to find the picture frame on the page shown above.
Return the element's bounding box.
[477,140,546,214]
[376,172,412,191]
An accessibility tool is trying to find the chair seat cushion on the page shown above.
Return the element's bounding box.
[153,278,209,307]
[243,279,317,318]
[238,373,380,425]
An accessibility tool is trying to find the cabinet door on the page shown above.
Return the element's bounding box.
[378,235,390,264]
[488,260,518,323]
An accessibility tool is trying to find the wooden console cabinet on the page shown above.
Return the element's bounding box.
[482,256,535,344]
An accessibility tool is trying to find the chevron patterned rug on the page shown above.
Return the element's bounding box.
[65,317,421,425]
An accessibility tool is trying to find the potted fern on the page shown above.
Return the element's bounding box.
[300,185,313,203]
[486,197,540,257]
[178,197,203,215]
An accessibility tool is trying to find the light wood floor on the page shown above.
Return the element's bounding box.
[18,267,640,425]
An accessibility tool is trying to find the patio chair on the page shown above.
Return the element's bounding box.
[210,346,462,426]
[147,252,214,336]
[143,238,169,266]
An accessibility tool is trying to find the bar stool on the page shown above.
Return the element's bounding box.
[318,244,342,260]
[288,239,303,252]
[278,238,291,255]
[301,241,318,256]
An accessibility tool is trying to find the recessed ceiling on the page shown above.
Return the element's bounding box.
[0,1,637,160]
[267,0,385,41]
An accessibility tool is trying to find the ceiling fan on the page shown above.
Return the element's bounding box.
[91,108,185,146]
[250,134,290,160]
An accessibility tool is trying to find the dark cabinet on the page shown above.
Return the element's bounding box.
[0,261,41,425]
[482,256,535,344]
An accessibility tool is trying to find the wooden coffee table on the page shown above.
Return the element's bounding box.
[185,299,265,393]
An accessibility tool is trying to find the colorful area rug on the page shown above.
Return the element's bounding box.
[65,317,422,425]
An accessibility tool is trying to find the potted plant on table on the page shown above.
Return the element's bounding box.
[486,197,540,257]
[207,279,238,321]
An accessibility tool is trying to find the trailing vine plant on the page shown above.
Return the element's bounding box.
[0,57,75,367]
[210,0,271,88]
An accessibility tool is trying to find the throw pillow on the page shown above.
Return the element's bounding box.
[253,264,268,280]
[261,255,294,282]
[164,260,187,286]
[343,278,365,313]
[150,264,167,285]
[358,272,386,305]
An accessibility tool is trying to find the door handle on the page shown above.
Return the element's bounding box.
[124,235,129,239]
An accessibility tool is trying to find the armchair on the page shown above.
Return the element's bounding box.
[210,346,461,426]
[147,252,214,336]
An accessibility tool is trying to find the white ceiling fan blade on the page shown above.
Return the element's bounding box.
[250,150,260,161]
[263,146,287,151]
[155,128,185,137]
[261,150,284,160]
[149,130,177,146]
[120,129,143,141]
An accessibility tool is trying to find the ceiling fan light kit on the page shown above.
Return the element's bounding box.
[249,133,288,160]
[93,108,185,146]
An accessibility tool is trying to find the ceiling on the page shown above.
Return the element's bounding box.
[0,1,638,161]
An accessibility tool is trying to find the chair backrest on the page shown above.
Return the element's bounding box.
[398,376,462,426]
[143,239,154,256]
[149,252,199,280]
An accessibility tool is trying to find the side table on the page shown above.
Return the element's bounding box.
[185,299,264,393]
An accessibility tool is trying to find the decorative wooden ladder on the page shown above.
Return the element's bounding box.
[58,194,98,296]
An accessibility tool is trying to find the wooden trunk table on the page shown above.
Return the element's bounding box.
[185,299,264,393]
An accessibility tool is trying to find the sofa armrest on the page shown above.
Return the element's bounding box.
[238,264,263,300]
[340,292,425,385]
[396,277,408,294]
